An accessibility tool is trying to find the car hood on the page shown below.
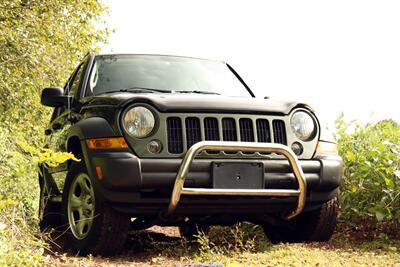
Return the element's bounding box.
[83,92,312,115]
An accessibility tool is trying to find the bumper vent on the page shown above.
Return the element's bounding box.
[166,116,288,154]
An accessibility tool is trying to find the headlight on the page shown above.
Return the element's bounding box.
[122,106,155,138]
[290,111,316,141]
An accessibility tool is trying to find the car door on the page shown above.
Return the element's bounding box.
[44,59,89,194]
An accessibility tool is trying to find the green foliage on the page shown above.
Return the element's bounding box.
[335,115,400,224]
[0,0,108,265]
[196,223,268,262]
[0,0,109,142]
[16,140,80,168]
[0,200,46,266]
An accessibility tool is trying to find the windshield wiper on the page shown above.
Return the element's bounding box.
[177,90,220,95]
[99,88,220,95]
[101,87,173,94]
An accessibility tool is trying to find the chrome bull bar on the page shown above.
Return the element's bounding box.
[165,141,307,220]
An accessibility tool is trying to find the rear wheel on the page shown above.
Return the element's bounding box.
[61,159,130,256]
[38,173,61,232]
[262,190,339,244]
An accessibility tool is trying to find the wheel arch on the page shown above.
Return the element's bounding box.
[65,117,121,202]
[66,136,83,166]
[68,117,120,139]
[66,116,120,167]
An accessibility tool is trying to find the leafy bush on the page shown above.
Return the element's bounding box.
[0,0,108,265]
[0,200,46,266]
[336,116,400,225]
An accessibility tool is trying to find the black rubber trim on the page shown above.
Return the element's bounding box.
[68,117,118,140]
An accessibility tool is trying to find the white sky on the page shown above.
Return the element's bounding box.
[101,0,400,128]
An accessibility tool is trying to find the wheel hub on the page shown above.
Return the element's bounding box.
[67,173,95,240]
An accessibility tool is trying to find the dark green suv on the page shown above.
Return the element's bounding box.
[39,53,343,255]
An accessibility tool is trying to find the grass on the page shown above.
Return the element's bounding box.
[0,201,46,267]
[225,240,400,266]
[43,222,400,267]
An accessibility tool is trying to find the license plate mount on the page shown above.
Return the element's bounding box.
[212,162,264,189]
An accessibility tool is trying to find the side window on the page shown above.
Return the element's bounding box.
[50,62,85,119]
[65,63,84,97]
[88,61,99,95]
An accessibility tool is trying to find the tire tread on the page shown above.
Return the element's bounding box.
[263,190,339,243]
[92,205,130,255]
[61,157,130,256]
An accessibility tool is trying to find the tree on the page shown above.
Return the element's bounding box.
[0,1,108,264]
[0,0,108,139]
[0,0,108,179]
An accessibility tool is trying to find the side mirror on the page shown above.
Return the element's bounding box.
[41,87,72,107]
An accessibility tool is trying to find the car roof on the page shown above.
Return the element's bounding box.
[95,53,225,64]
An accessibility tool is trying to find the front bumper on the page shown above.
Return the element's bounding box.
[87,142,342,217]
[166,142,307,219]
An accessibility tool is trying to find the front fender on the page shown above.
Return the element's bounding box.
[67,116,121,182]
[67,117,133,201]
[68,117,119,140]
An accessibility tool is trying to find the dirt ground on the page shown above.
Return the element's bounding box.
[45,224,400,267]
[46,226,190,266]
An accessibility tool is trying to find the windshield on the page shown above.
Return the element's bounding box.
[88,55,252,97]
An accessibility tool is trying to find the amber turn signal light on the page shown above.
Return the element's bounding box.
[95,166,104,180]
[86,137,129,150]
[316,141,338,156]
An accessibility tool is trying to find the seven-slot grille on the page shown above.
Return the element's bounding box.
[167,117,183,153]
[167,116,287,154]
[185,117,201,149]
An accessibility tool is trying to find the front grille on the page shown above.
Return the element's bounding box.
[222,118,237,141]
[167,117,183,153]
[273,120,287,145]
[239,118,254,142]
[185,117,201,149]
[204,117,220,154]
[204,118,219,141]
[166,116,288,154]
[256,119,271,143]
[239,118,254,154]
[222,118,238,154]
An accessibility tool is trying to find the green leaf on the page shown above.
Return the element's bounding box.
[375,210,385,221]
[384,178,394,189]
[346,151,356,161]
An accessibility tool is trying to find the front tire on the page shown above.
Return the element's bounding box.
[61,159,130,256]
[262,190,339,244]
